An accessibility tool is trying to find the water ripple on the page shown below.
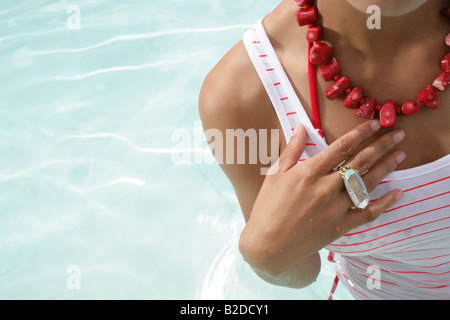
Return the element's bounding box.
[0,159,89,184]
[24,24,253,55]
[49,53,200,81]
[61,132,210,157]
[0,164,145,194]
[69,177,146,194]
[200,237,239,299]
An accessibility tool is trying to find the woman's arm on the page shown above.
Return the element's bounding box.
[199,41,405,289]
[199,42,322,289]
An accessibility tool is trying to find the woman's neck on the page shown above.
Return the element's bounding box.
[268,0,449,102]
[311,0,449,102]
[317,0,449,58]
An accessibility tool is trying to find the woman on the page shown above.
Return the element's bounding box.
[199,0,450,299]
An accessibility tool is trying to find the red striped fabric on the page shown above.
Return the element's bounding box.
[328,174,450,299]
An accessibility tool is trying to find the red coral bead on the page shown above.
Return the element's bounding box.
[295,7,318,27]
[294,0,315,7]
[380,100,397,128]
[318,58,341,81]
[343,87,364,109]
[306,26,322,42]
[355,97,377,119]
[441,53,450,72]
[401,100,423,116]
[309,42,332,65]
[325,76,351,100]
[433,71,450,92]
[417,85,439,109]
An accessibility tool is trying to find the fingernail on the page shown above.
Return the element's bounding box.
[370,120,381,132]
[395,152,406,165]
[293,124,301,135]
[393,130,406,144]
[394,190,404,201]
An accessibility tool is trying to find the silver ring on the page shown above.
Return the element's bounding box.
[339,166,370,209]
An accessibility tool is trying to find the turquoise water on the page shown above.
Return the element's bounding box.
[0,0,353,299]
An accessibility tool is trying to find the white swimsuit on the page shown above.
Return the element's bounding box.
[243,20,450,300]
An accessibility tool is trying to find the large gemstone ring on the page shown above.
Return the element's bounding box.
[339,166,370,209]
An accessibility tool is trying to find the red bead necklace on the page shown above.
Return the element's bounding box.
[294,0,450,128]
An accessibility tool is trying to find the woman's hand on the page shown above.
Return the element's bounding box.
[239,120,406,277]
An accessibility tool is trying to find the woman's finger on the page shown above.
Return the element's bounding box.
[343,129,406,176]
[311,120,382,174]
[342,189,404,233]
[272,124,307,174]
[329,148,406,212]
[361,150,407,193]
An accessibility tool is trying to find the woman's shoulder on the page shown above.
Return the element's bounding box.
[199,40,277,132]
[199,39,283,217]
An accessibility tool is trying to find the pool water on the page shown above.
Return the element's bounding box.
[0,0,353,299]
